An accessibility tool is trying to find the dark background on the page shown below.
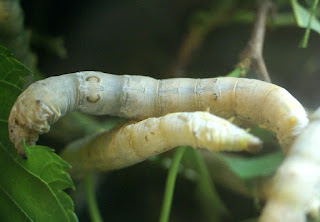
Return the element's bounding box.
[18,1,320,221]
[22,0,320,109]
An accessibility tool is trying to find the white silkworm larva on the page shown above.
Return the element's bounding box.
[8,71,308,156]
[60,111,262,177]
[259,107,320,222]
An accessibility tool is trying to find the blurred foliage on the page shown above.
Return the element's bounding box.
[291,0,320,47]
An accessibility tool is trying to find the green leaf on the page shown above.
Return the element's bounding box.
[239,218,258,222]
[217,151,284,180]
[226,67,244,77]
[305,0,317,7]
[0,45,77,222]
[291,0,320,35]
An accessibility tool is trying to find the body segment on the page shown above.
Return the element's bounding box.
[61,112,262,177]
[9,71,308,155]
[259,107,320,222]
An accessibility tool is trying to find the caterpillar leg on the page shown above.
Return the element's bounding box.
[61,111,262,178]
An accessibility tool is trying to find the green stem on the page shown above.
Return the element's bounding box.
[300,0,319,48]
[159,146,186,222]
[85,174,103,222]
[192,149,230,221]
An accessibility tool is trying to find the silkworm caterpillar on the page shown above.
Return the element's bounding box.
[60,111,262,177]
[259,107,320,222]
[8,71,308,156]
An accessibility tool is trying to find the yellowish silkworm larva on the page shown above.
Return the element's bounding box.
[60,111,262,177]
[259,107,320,222]
[9,71,308,156]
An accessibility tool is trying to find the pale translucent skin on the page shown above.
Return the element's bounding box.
[8,71,308,156]
[60,112,262,177]
[259,107,320,222]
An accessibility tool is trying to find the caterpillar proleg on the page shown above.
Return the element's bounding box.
[259,107,320,222]
[9,71,308,156]
[60,112,262,177]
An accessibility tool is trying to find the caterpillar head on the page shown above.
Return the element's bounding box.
[8,83,59,158]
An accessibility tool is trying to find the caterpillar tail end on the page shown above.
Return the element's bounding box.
[246,137,263,153]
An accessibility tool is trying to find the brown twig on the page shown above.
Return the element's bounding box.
[169,1,236,78]
[170,26,205,77]
[237,0,273,82]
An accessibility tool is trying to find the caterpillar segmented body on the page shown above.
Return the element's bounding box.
[9,71,308,156]
[259,107,320,222]
[61,111,262,177]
